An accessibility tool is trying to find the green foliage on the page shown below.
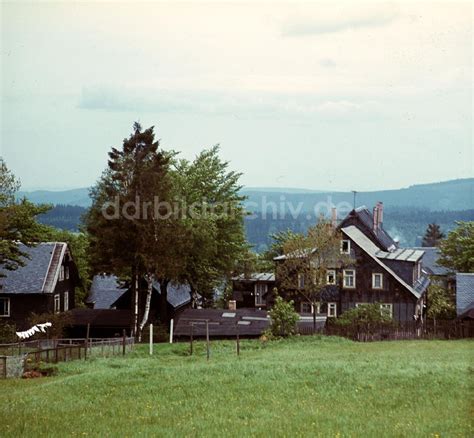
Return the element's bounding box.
[0,321,17,343]
[422,223,445,247]
[438,221,474,273]
[427,284,456,320]
[335,303,393,327]
[0,339,472,436]
[0,158,52,273]
[268,295,299,337]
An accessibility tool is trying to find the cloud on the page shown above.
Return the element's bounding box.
[282,8,399,36]
[78,85,379,121]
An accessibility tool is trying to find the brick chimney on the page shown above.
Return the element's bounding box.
[377,201,384,227]
[331,207,337,228]
[373,205,379,232]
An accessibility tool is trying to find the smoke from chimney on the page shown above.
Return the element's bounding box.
[373,206,379,233]
[377,201,384,226]
[331,207,337,228]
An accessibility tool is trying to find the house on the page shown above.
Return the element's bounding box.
[0,242,79,329]
[232,273,275,309]
[235,203,430,322]
[87,274,192,323]
[455,273,474,320]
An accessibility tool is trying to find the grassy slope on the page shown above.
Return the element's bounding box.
[1,337,472,437]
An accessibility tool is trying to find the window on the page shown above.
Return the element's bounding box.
[301,302,312,314]
[343,269,356,288]
[65,266,70,280]
[328,302,337,317]
[255,283,267,306]
[64,291,69,311]
[355,303,369,308]
[326,270,336,285]
[380,303,393,318]
[0,298,10,317]
[54,294,60,314]
[59,266,65,281]
[341,240,351,254]
[300,302,320,314]
[372,273,383,289]
[298,273,305,289]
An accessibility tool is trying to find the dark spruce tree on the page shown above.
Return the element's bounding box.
[421,223,445,247]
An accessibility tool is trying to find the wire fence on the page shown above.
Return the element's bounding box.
[0,337,135,378]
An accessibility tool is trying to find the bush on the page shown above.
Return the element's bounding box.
[0,321,17,343]
[335,303,393,326]
[28,312,73,339]
[268,296,299,337]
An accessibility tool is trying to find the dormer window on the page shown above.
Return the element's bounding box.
[341,240,351,254]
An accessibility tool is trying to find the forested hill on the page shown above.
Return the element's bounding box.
[20,178,473,211]
[21,178,473,250]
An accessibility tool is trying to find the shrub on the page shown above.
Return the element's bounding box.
[0,321,17,343]
[28,312,73,339]
[335,303,393,326]
[268,296,299,337]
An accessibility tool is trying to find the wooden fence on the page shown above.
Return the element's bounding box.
[297,320,474,341]
[0,337,135,378]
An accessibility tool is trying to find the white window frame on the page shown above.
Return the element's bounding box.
[254,283,267,306]
[0,297,10,317]
[326,270,336,285]
[59,266,65,282]
[65,266,70,280]
[341,240,351,254]
[380,303,393,318]
[64,291,69,311]
[298,273,305,289]
[372,273,383,289]
[343,269,356,288]
[327,302,337,317]
[54,294,61,314]
[355,303,369,308]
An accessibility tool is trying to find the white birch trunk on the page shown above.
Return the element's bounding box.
[139,275,153,337]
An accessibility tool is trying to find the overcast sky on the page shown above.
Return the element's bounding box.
[1,1,472,191]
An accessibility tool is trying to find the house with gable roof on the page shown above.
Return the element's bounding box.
[234,202,431,322]
[0,242,80,329]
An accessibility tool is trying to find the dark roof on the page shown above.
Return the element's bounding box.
[232,273,275,282]
[411,247,450,276]
[88,275,127,309]
[153,281,191,309]
[174,308,270,337]
[0,243,67,294]
[68,309,131,327]
[345,206,397,251]
[456,273,474,315]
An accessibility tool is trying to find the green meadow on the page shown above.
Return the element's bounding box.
[1,337,472,437]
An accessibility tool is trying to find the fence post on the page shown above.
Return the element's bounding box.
[206,320,210,361]
[169,319,174,344]
[122,330,126,356]
[149,324,153,356]
[236,325,240,356]
[84,324,90,360]
[190,323,194,356]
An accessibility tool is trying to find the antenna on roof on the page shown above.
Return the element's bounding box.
[352,191,357,210]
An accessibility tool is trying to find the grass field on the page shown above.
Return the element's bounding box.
[1,337,472,437]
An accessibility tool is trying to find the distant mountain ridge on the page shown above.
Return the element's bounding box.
[18,178,473,211]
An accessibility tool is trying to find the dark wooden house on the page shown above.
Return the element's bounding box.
[232,273,275,309]
[272,203,430,322]
[86,274,193,326]
[0,242,79,329]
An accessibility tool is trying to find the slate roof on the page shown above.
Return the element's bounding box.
[88,275,128,309]
[456,273,474,316]
[174,308,325,338]
[0,243,67,294]
[352,206,397,251]
[341,226,428,299]
[152,281,192,309]
[232,273,275,282]
[411,247,450,276]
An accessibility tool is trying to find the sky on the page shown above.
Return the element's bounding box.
[1,1,472,191]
